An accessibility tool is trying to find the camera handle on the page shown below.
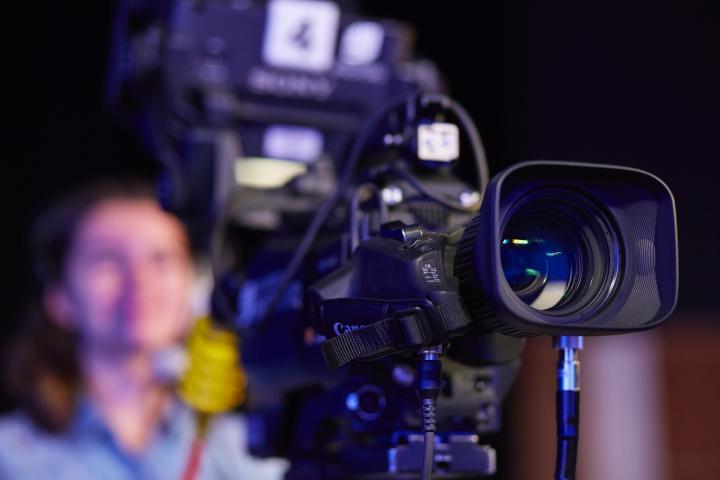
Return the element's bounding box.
[553,336,583,480]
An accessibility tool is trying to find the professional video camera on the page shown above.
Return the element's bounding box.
[107,1,678,479]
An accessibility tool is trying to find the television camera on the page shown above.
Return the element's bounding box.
[106,1,678,479]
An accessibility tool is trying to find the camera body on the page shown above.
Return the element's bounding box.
[233,156,678,479]
[106,0,441,243]
[107,1,679,479]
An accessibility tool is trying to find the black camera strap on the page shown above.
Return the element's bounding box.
[321,299,472,368]
[321,310,429,368]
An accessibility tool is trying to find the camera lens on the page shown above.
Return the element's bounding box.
[500,190,621,316]
[501,230,573,310]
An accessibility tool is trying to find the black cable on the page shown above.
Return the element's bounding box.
[250,92,490,334]
[555,391,580,480]
[248,93,421,334]
[389,165,480,213]
[422,430,435,480]
[378,93,490,216]
[445,96,490,195]
[418,93,490,195]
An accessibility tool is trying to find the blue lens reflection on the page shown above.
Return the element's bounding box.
[501,233,573,310]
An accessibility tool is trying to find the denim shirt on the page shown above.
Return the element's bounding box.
[0,398,288,480]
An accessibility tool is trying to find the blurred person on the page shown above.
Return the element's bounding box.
[0,179,287,479]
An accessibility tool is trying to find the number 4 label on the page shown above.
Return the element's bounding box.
[263,0,340,72]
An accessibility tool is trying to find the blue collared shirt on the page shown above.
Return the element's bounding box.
[0,398,288,480]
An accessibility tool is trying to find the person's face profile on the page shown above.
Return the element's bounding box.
[54,198,193,353]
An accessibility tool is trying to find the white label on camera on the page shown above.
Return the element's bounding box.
[339,21,384,66]
[421,261,442,284]
[263,125,324,163]
[417,123,460,162]
[263,0,340,72]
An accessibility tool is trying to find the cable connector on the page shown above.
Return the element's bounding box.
[553,336,583,480]
[416,345,442,431]
[554,335,582,392]
[416,345,443,480]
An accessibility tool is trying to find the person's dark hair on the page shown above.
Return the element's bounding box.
[4,178,160,432]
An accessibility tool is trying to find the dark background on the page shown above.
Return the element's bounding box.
[1,1,719,472]
[3,0,718,326]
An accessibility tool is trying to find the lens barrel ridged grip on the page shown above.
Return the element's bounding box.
[455,215,534,337]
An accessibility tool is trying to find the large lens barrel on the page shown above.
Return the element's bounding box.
[454,161,678,337]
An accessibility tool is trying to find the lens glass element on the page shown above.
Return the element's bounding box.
[501,235,573,310]
[500,191,620,316]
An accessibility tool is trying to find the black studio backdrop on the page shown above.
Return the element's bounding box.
[1,0,718,390]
